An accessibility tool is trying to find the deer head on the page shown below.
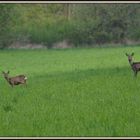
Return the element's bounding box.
[125,52,134,63]
[2,71,10,81]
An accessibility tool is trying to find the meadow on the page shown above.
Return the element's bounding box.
[0,46,140,137]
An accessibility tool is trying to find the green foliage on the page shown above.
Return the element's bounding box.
[0,4,15,48]
[1,4,140,48]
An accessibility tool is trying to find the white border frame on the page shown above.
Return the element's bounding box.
[0,1,140,3]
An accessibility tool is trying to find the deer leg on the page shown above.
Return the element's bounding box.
[24,80,27,87]
[24,83,27,88]
[11,84,13,88]
[134,71,138,77]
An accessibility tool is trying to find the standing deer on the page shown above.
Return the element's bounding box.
[125,53,140,77]
[2,71,27,87]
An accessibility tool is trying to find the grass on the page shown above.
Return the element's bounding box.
[0,46,140,136]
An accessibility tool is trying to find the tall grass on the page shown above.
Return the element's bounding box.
[0,46,140,136]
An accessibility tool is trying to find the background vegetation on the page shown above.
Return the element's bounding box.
[0,3,140,48]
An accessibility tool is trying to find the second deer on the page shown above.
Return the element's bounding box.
[2,71,27,87]
[126,53,140,77]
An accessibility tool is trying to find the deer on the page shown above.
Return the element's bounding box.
[2,71,27,87]
[125,52,140,77]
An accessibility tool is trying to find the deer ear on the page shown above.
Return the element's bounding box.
[131,52,134,56]
[125,53,128,56]
[7,71,10,74]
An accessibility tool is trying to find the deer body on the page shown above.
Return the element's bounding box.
[126,53,140,77]
[131,62,140,72]
[2,71,27,87]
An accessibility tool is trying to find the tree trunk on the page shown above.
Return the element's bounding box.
[64,4,70,21]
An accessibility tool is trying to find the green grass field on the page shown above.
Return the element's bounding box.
[1,46,140,137]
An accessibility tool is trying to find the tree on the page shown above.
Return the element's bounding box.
[0,4,15,48]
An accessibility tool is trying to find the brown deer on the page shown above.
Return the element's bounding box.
[126,53,140,77]
[2,71,27,87]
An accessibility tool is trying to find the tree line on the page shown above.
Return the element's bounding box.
[0,3,140,48]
